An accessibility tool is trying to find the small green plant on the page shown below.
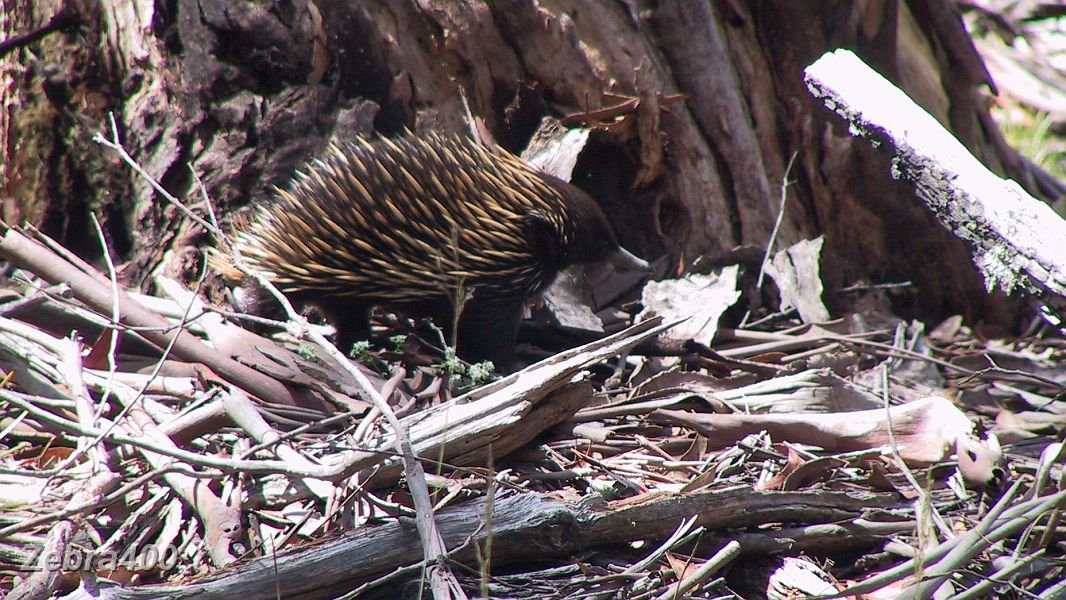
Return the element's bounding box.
[387,334,408,352]
[425,225,498,387]
[436,346,464,382]
[466,360,496,385]
[433,347,497,388]
[347,340,372,360]
[346,339,393,375]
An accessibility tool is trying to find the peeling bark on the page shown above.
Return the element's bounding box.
[1,0,1040,326]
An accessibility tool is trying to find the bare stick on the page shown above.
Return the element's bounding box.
[652,540,739,600]
[755,150,799,291]
[89,213,122,413]
[92,113,222,238]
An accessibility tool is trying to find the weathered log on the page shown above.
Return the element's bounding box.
[55,487,898,600]
[805,49,1066,315]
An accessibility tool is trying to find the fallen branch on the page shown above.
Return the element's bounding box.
[805,49,1066,313]
[0,224,306,408]
[53,486,896,599]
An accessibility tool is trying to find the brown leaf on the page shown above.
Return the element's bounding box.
[665,552,701,581]
[83,328,121,370]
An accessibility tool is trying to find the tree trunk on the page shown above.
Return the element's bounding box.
[1,0,1042,326]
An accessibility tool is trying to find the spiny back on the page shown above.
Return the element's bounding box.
[232,132,589,303]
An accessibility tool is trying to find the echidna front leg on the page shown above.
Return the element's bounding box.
[456,298,525,373]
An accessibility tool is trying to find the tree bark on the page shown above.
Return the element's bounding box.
[1,0,1043,325]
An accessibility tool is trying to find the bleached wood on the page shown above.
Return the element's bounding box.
[805,49,1066,306]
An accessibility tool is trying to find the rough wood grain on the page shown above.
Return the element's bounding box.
[67,487,898,600]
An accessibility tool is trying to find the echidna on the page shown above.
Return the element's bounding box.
[220,132,647,372]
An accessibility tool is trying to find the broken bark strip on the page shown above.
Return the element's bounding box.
[653,396,973,465]
[804,49,1066,307]
[64,487,898,599]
